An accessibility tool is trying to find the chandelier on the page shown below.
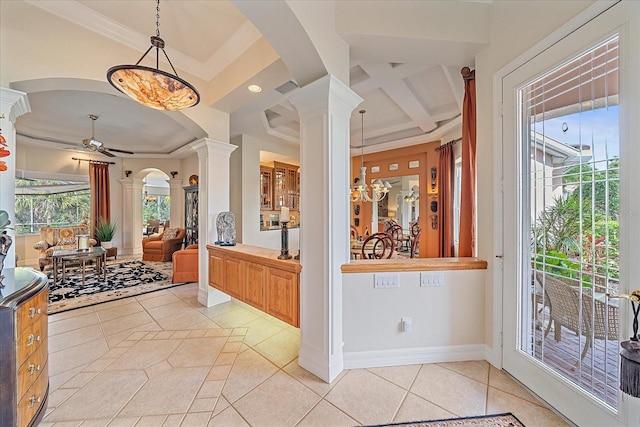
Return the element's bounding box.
[144,191,158,202]
[351,110,391,203]
[404,185,420,204]
[106,0,200,111]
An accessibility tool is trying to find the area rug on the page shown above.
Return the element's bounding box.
[367,413,525,427]
[47,259,191,314]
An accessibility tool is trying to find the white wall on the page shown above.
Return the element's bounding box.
[234,134,300,252]
[343,269,486,368]
[476,0,595,365]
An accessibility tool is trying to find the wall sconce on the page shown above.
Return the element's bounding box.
[170,171,178,178]
[430,167,437,192]
[125,170,132,177]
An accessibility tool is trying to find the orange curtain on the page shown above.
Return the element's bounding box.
[438,144,455,257]
[458,67,476,257]
[89,161,111,236]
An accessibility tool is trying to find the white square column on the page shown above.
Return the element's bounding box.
[289,75,362,382]
[193,138,238,307]
[0,88,30,268]
[118,178,143,256]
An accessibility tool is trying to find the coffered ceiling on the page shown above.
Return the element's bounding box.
[3,1,490,158]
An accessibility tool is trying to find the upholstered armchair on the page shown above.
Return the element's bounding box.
[142,228,185,262]
[172,244,198,283]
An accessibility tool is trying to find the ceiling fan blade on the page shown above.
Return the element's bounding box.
[99,148,116,158]
[106,147,135,155]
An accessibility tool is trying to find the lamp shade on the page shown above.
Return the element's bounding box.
[107,65,199,111]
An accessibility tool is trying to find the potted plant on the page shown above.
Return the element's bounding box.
[95,218,117,248]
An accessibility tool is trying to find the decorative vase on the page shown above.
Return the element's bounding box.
[101,241,113,249]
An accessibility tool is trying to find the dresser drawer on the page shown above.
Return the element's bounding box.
[16,315,47,364]
[17,362,48,427]
[17,337,48,401]
[16,288,47,335]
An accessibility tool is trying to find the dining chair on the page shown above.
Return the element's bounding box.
[387,224,405,252]
[350,224,359,240]
[361,232,395,259]
[410,229,421,258]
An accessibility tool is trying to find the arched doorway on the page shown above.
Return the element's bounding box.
[142,170,171,236]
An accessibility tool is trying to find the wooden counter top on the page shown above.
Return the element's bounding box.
[206,244,301,273]
[341,257,487,273]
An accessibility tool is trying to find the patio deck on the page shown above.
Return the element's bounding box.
[530,315,620,408]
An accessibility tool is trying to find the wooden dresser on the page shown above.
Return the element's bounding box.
[0,267,49,427]
[207,244,301,327]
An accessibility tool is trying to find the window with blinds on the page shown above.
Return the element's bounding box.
[523,35,620,408]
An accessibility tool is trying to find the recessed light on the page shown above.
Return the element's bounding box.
[248,84,262,93]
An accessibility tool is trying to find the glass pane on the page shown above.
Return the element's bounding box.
[522,36,619,408]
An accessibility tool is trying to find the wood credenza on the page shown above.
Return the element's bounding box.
[207,244,301,327]
[0,267,49,427]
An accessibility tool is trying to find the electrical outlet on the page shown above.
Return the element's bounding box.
[374,273,399,289]
[420,272,445,287]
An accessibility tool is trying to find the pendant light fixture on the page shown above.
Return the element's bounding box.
[106,0,200,111]
[351,110,391,203]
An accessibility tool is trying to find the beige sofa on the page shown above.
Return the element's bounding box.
[33,225,97,271]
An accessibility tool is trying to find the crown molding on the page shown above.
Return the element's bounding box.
[26,0,261,82]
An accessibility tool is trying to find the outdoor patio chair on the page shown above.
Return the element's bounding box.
[535,272,618,368]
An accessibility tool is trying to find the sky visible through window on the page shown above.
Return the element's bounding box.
[541,105,619,169]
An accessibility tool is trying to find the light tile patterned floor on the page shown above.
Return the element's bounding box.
[41,283,570,426]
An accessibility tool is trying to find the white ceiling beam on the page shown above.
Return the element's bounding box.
[360,62,437,132]
[443,65,465,113]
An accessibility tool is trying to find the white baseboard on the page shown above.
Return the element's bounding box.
[343,344,488,369]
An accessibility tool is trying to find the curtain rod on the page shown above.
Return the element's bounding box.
[435,138,462,151]
[71,157,115,165]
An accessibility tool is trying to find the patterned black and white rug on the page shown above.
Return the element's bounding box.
[48,259,190,314]
[366,413,525,427]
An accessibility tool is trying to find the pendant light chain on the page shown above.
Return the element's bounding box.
[156,0,161,37]
[360,110,365,170]
[106,0,200,110]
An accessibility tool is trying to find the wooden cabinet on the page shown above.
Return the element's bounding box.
[184,185,198,247]
[260,167,273,211]
[208,252,223,291]
[260,162,300,211]
[207,244,301,327]
[245,262,266,310]
[1,267,49,427]
[266,268,299,326]
[223,257,244,300]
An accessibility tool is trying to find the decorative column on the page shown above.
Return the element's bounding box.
[0,88,30,268]
[168,178,184,230]
[192,138,237,307]
[289,75,362,382]
[119,178,144,256]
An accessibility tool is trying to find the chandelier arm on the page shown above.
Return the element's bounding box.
[160,48,181,77]
[134,45,154,66]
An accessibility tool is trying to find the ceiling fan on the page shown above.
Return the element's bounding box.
[81,114,134,157]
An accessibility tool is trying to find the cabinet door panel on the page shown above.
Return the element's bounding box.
[208,253,224,290]
[245,262,266,310]
[260,167,273,210]
[266,268,299,327]
[224,258,245,300]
